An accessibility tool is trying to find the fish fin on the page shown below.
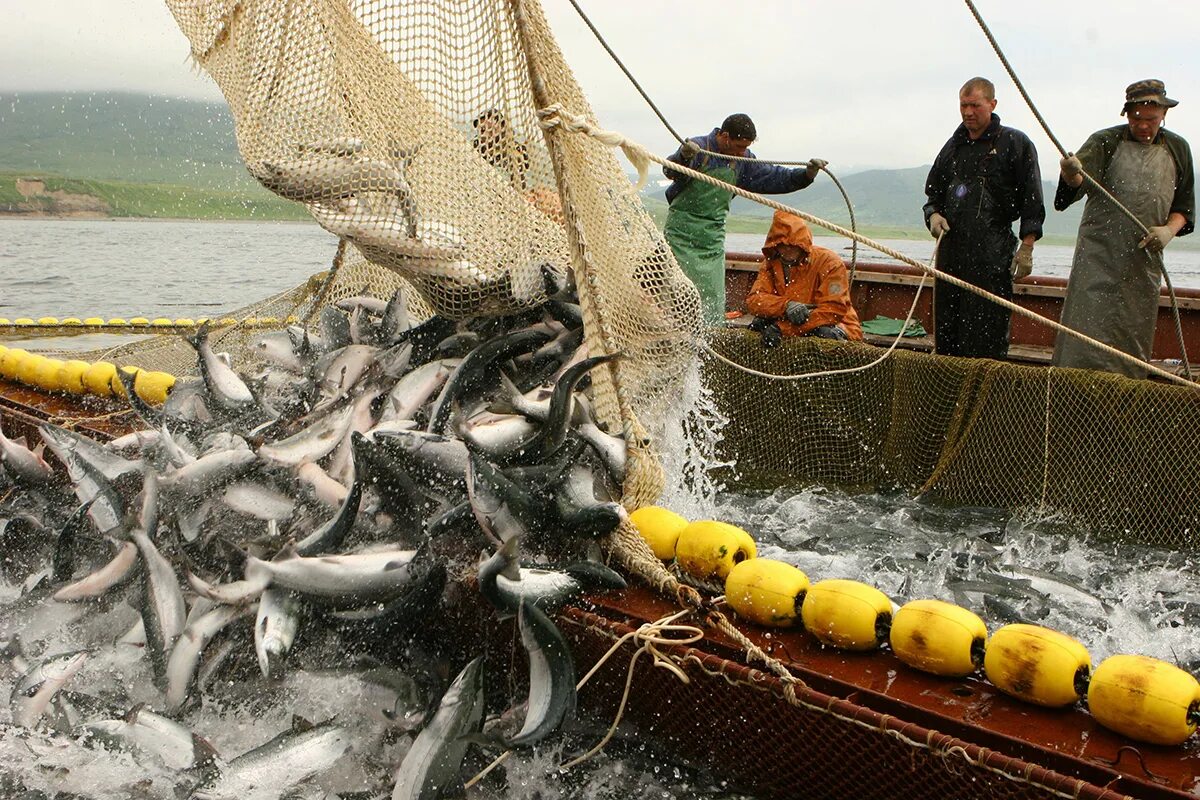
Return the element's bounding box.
[123,701,148,723]
[563,562,627,590]
[489,371,522,415]
[191,733,221,771]
[290,713,316,732]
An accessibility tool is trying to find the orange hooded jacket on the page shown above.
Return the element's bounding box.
[746,211,863,340]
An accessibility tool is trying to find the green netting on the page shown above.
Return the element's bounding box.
[707,329,1200,547]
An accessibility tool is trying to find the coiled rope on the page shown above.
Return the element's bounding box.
[964,0,1193,381]
[538,104,1197,388]
[561,0,859,281]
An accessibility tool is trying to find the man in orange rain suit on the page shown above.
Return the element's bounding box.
[746,210,862,342]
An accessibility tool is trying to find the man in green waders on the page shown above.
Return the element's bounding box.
[663,114,825,324]
[1053,80,1195,378]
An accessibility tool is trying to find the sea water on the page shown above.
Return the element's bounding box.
[1,218,1197,799]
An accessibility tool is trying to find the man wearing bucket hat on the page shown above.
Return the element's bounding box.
[1053,79,1195,378]
[923,77,1045,361]
[664,114,826,324]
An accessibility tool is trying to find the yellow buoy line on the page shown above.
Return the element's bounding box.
[0,315,299,337]
[0,344,175,406]
[629,506,1200,747]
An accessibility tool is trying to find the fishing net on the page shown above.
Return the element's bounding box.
[66,0,698,512]
[706,330,1200,548]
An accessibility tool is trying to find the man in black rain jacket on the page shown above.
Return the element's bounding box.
[923,77,1045,359]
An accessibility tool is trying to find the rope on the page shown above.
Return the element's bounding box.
[561,0,858,279]
[302,238,348,327]
[700,239,936,381]
[538,104,1197,389]
[462,607,704,788]
[963,0,1193,381]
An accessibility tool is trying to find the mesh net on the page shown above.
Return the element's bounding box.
[66,0,704,508]
[706,330,1200,548]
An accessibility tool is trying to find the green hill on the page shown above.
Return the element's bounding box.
[0,91,253,189]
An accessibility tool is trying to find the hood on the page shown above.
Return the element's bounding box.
[762,210,813,256]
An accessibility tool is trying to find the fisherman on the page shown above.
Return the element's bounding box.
[746,210,862,342]
[923,77,1045,360]
[1052,79,1195,379]
[472,108,529,191]
[663,113,825,324]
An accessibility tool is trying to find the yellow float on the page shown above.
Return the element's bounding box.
[57,360,92,394]
[674,520,757,581]
[31,357,66,391]
[37,317,59,326]
[0,349,27,380]
[801,579,893,651]
[890,599,987,677]
[82,361,119,398]
[1087,654,1200,745]
[984,624,1090,707]
[725,558,809,627]
[83,318,105,326]
[17,354,50,387]
[629,506,689,561]
[134,370,175,405]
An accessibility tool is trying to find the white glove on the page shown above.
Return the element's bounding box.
[679,140,701,161]
[929,212,950,238]
[1139,225,1174,253]
[806,158,828,177]
[1010,241,1034,279]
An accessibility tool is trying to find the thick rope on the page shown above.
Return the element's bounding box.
[538,104,1197,389]
[963,0,1192,381]
[561,0,858,279]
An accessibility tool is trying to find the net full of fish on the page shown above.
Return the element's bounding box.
[0,266,637,800]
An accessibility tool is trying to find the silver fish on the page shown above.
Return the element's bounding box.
[508,601,576,747]
[257,404,355,467]
[254,588,304,680]
[84,704,219,770]
[195,718,351,800]
[187,323,256,413]
[52,539,139,602]
[11,650,90,728]
[0,419,54,487]
[244,545,419,606]
[221,481,296,521]
[165,603,248,712]
[251,153,409,204]
[159,448,258,496]
[378,358,457,424]
[391,657,485,800]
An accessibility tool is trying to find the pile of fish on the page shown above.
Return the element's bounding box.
[0,266,634,799]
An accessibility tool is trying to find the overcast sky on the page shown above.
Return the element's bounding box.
[4,0,1199,179]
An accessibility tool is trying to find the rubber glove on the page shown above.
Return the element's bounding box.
[679,140,701,161]
[1060,155,1083,178]
[810,325,848,341]
[806,158,828,178]
[1010,241,1034,279]
[760,321,782,349]
[785,301,811,326]
[1139,225,1174,253]
[928,212,950,238]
